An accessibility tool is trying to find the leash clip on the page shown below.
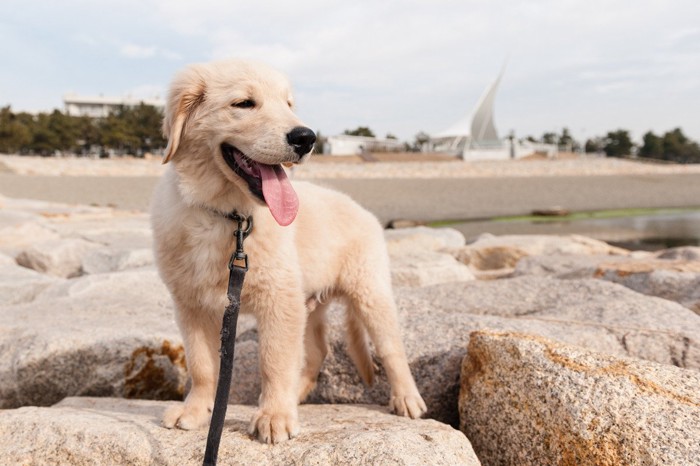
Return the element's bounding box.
[227,213,253,271]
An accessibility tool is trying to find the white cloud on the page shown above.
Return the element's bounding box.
[119,43,182,61]
[120,43,158,59]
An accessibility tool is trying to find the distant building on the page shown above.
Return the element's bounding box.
[431,67,556,160]
[63,94,165,118]
[324,134,404,156]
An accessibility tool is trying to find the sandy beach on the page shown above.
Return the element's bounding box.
[2,154,700,225]
[4,153,700,178]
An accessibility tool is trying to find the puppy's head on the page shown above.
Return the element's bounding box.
[162,59,315,226]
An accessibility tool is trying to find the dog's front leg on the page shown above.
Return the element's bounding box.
[162,302,221,430]
[248,291,306,444]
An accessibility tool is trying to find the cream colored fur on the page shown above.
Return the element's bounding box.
[151,59,426,444]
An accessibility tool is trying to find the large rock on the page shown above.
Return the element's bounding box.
[385,227,473,287]
[390,250,475,287]
[515,254,700,314]
[384,226,466,255]
[656,246,700,261]
[81,247,154,274]
[460,331,700,466]
[15,238,100,277]
[0,194,153,275]
[0,397,481,466]
[0,220,60,256]
[0,258,61,304]
[0,269,185,408]
[514,253,621,278]
[52,211,155,274]
[452,233,628,272]
[298,277,700,427]
[0,266,260,410]
[594,259,700,314]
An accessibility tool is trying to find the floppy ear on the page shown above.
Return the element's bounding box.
[162,68,207,164]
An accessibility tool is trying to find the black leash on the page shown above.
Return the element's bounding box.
[202,212,253,466]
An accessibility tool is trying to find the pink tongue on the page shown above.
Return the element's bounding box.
[259,164,299,226]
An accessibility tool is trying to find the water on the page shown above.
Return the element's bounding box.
[451,210,700,251]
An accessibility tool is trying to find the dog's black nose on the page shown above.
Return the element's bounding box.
[286,127,316,156]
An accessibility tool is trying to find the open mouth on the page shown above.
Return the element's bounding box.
[221,143,299,226]
[222,143,264,201]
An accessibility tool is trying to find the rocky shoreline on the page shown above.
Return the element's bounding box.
[4,153,700,179]
[1,194,699,465]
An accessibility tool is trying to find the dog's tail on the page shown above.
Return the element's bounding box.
[345,305,374,386]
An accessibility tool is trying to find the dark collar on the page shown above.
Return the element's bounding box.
[199,204,250,224]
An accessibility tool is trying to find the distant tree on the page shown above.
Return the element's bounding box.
[603,129,634,157]
[29,113,63,155]
[75,116,101,154]
[99,106,141,155]
[344,126,375,138]
[313,129,326,154]
[558,127,579,151]
[0,106,32,153]
[524,135,537,143]
[122,103,166,153]
[0,103,166,156]
[584,137,604,153]
[541,132,557,144]
[639,131,663,159]
[47,110,80,151]
[386,133,397,140]
[661,128,700,163]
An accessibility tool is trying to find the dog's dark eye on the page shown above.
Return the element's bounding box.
[232,99,256,109]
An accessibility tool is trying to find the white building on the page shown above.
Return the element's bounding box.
[324,134,404,156]
[63,94,165,118]
[431,67,556,160]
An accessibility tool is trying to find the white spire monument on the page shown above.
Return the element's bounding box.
[430,65,550,160]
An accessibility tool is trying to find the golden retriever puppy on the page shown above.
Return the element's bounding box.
[151,59,426,444]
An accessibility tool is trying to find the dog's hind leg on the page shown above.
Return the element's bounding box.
[345,279,427,419]
[298,300,329,402]
[345,303,374,386]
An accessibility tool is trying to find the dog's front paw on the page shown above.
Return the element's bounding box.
[248,408,300,444]
[390,391,427,419]
[162,400,211,430]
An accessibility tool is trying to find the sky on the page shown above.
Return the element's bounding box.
[2,0,699,144]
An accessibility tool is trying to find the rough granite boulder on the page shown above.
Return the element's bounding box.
[0,266,261,410]
[384,226,466,255]
[0,269,186,408]
[460,331,700,466]
[593,259,700,314]
[514,253,624,278]
[656,246,700,261]
[0,220,60,255]
[15,238,100,277]
[0,194,153,276]
[451,233,628,272]
[515,254,700,314]
[0,397,481,466]
[384,227,473,287]
[81,247,154,274]
[0,256,61,305]
[390,250,475,287]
